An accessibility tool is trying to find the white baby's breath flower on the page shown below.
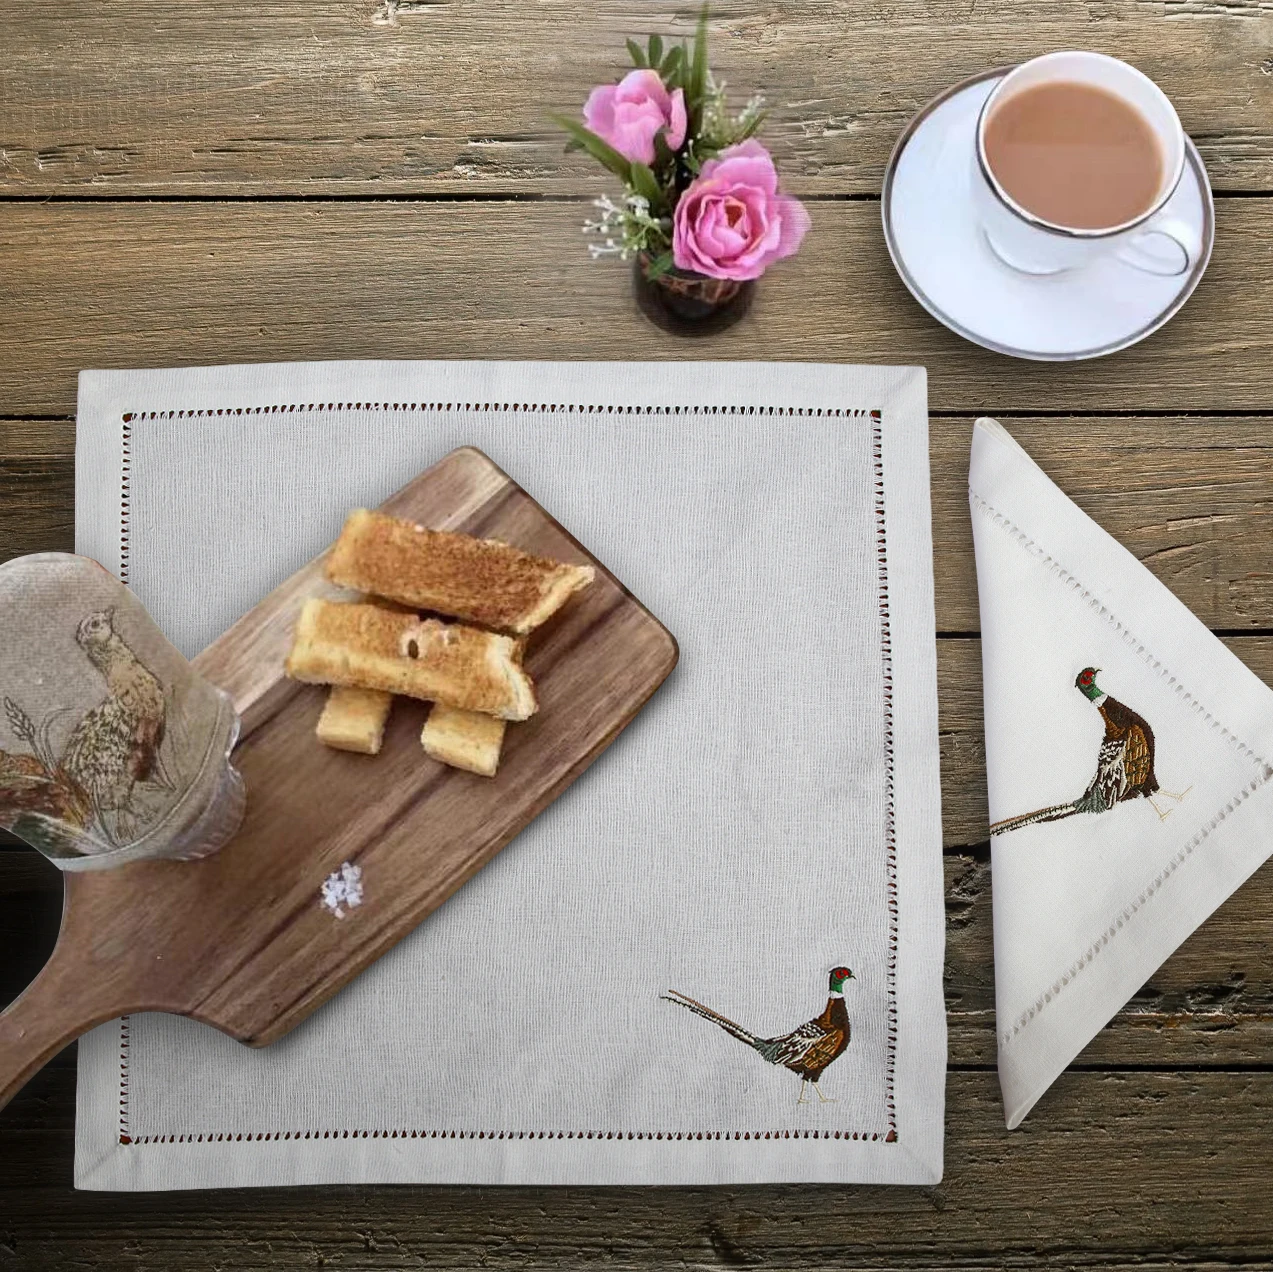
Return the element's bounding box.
[580,185,671,263]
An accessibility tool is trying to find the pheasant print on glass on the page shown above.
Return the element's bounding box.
[663,967,857,1106]
[991,667,1192,837]
[0,554,244,869]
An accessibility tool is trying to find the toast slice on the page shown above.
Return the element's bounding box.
[315,596,406,753]
[316,686,395,755]
[286,599,537,721]
[421,705,507,778]
[325,508,595,635]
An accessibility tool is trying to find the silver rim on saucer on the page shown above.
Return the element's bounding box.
[880,67,1216,362]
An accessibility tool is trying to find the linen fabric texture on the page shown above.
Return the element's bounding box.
[71,360,945,1188]
[971,418,1273,1128]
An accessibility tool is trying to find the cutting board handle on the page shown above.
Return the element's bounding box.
[0,937,128,1113]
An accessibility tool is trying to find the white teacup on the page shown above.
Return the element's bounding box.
[972,51,1201,277]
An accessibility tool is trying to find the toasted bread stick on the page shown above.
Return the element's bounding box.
[315,595,406,752]
[286,599,537,721]
[421,704,507,777]
[316,685,394,755]
[326,508,595,635]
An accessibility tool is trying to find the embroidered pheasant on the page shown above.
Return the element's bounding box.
[662,966,854,1104]
[991,667,1190,837]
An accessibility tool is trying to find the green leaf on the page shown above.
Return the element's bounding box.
[692,139,721,168]
[684,6,711,138]
[737,110,767,140]
[629,161,665,212]
[550,114,634,184]
[652,130,677,173]
[689,6,710,108]
[626,38,646,67]
[647,33,664,68]
[660,45,684,84]
[643,250,675,280]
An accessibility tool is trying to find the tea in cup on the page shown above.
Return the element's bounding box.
[973,52,1201,277]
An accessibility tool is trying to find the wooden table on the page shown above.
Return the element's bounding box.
[2,2,1272,1266]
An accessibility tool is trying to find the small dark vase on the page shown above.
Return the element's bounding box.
[633,252,754,336]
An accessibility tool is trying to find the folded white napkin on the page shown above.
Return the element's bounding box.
[70,360,947,1188]
[970,418,1273,1128]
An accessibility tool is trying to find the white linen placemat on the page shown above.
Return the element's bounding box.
[971,418,1273,1129]
[72,360,944,1188]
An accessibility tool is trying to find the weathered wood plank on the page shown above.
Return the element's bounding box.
[7,849,1273,1069]
[5,415,1270,633]
[0,1064,75,1132]
[1,0,1270,196]
[943,636,1273,1067]
[0,423,76,572]
[1,0,1267,1255]
[943,846,1273,1068]
[0,456,73,563]
[930,416,1273,632]
[0,419,74,457]
[0,200,1271,416]
[6,640,1273,1066]
[0,417,76,565]
[4,1071,1273,1265]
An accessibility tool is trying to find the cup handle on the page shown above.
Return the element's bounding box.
[1115,216,1200,278]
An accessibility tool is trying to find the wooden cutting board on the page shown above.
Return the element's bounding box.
[0,447,678,1112]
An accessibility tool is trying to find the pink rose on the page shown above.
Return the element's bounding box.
[583,69,687,166]
[672,140,810,281]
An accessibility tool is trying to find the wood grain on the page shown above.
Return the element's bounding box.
[8,854,1273,1071]
[7,640,1273,1070]
[0,201,1271,417]
[2,0,1272,1246]
[0,454,72,561]
[0,447,677,1112]
[931,416,1273,632]
[5,435,1271,1071]
[6,416,1270,632]
[1,0,1270,196]
[5,1069,1273,1265]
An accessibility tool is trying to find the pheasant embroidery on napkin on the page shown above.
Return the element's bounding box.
[991,667,1191,836]
[662,967,854,1104]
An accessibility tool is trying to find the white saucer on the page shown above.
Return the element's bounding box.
[881,70,1215,361]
